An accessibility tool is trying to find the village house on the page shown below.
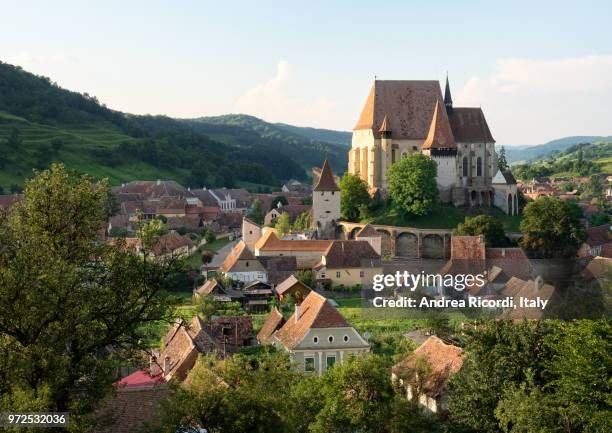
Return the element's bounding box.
[259,291,369,374]
[258,256,299,286]
[242,217,263,251]
[500,276,556,320]
[354,224,383,255]
[578,224,611,259]
[438,235,536,297]
[193,278,243,303]
[282,179,312,194]
[242,280,275,313]
[274,274,312,304]
[158,315,254,381]
[392,336,464,414]
[219,240,268,283]
[150,232,196,259]
[264,203,311,226]
[314,240,382,287]
[254,230,333,268]
[208,188,252,213]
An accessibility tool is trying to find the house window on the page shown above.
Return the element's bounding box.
[246,262,249,267]
[331,191,334,195]
[328,335,334,343]
[343,335,350,342]
[304,357,315,372]
[326,355,336,368]
[359,271,365,278]
[249,230,252,234]
[336,271,341,278]
[313,336,319,344]
[320,272,326,279]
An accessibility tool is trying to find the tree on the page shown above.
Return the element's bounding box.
[387,153,438,216]
[520,196,586,258]
[454,214,508,247]
[295,269,315,288]
[292,211,310,232]
[270,195,288,210]
[497,145,508,170]
[0,164,180,429]
[160,353,298,433]
[276,212,291,237]
[201,227,216,244]
[447,321,554,433]
[339,173,370,221]
[247,198,265,225]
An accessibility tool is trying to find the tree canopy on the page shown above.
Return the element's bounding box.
[0,163,180,429]
[339,173,370,221]
[454,214,508,247]
[519,196,586,258]
[387,153,438,216]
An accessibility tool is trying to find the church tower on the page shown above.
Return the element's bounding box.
[444,74,453,116]
[422,98,457,203]
[312,159,340,239]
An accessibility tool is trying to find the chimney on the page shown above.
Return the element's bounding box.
[295,304,300,322]
[149,349,161,376]
[156,179,161,186]
[534,276,544,292]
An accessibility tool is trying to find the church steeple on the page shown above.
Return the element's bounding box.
[444,73,453,116]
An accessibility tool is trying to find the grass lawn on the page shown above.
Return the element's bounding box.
[202,238,232,252]
[361,203,522,232]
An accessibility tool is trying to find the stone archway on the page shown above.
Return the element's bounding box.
[422,234,444,259]
[348,227,361,240]
[376,229,393,256]
[396,232,418,258]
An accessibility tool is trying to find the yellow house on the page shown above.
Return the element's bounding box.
[314,240,382,287]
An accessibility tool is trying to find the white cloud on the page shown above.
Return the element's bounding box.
[233,60,336,127]
[455,55,612,144]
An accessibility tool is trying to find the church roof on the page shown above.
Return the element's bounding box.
[354,80,444,139]
[422,99,456,150]
[444,76,453,106]
[449,107,495,143]
[313,159,340,191]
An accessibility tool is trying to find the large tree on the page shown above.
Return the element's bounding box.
[519,196,585,258]
[497,145,508,171]
[387,153,438,216]
[339,173,370,221]
[454,214,508,247]
[0,164,180,430]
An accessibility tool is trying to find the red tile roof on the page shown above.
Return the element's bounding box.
[354,80,444,139]
[322,240,380,268]
[255,231,333,252]
[422,99,456,150]
[257,307,286,344]
[274,291,350,349]
[585,225,611,247]
[449,107,495,143]
[392,336,464,397]
[275,274,312,295]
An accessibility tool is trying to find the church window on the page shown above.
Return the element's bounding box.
[462,157,468,177]
[477,157,482,176]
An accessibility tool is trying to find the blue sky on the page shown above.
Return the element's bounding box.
[1,0,611,145]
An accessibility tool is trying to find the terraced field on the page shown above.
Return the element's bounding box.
[0,111,190,189]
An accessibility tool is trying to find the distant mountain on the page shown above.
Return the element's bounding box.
[0,61,349,191]
[506,136,612,164]
[274,123,351,146]
[183,114,349,174]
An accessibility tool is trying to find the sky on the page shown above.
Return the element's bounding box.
[1,0,611,146]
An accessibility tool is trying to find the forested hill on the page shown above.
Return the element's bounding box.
[506,136,612,164]
[182,114,349,174]
[0,61,348,192]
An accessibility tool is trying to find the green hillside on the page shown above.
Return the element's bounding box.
[183,114,349,174]
[511,141,612,180]
[0,61,349,192]
[505,135,612,164]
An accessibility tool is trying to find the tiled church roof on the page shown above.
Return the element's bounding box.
[314,159,340,191]
[422,99,456,150]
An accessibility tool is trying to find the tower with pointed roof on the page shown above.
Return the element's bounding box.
[312,159,340,239]
[444,74,453,116]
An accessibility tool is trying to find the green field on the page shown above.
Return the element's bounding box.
[0,111,193,191]
[361,203,522,232]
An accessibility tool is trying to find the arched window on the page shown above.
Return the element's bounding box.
[462,157,468,177]
[477,157,482,177]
